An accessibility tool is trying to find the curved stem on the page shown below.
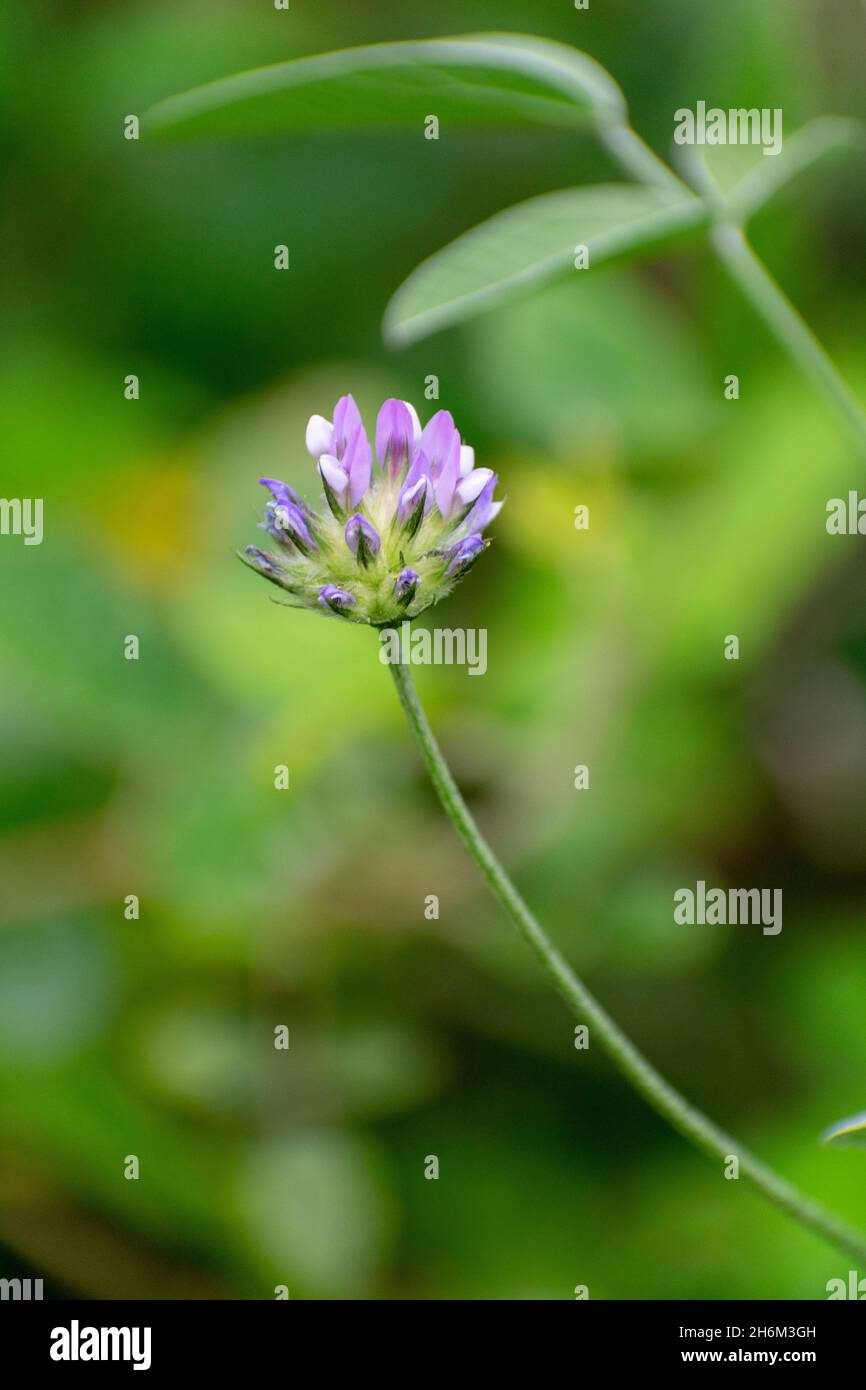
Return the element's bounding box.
[387,654,866,1264]
[709,221,866,458]
[600,123,866,460]
[598,120,688,194]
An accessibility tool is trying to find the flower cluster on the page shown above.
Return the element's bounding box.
[241,395,503,624]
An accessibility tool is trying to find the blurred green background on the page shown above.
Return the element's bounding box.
[2,0,866,1299]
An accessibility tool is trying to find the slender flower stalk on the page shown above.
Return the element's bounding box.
[242,394,866,1264]
[386,646,866,1265]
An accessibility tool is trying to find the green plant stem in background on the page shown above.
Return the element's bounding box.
[599,121,690,195]
[602,124,866,461]
[388,653,866,1265]
[710,221,866,459]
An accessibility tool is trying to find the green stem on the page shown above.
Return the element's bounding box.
[598,120,689,194]
[388,654,866,1265]
[709,221,866,458]
[602,123,866,458]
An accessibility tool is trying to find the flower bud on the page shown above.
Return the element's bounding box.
[318,455,349,517]
[445,533,486,578]
[259,477,306,511]
[273,502,317,555]
[345,513,381,567]
[394,568,419,606]
[318,583,356,614]
[397,475,428,538]
[241,546,293,592]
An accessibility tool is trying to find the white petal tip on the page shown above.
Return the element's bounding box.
[305,414,334,459]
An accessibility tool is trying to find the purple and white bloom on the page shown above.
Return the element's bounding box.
[241,393,504,623]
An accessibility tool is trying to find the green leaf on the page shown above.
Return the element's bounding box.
[823,1111,866,1149]
[725,117,865,221]
[143,33,625,140]
[383,184,705,346]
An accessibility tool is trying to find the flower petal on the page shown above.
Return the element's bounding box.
[455,466,494,508]
[332,394,363,458]
[318,455,349,511]
[403,400,422,443]
[259,476,304,510]
[435,432,461,517]
[459,445,476,477]
[461,472,501,532]
[343,426,373,506]
[376,398,415,478]
[305,414,333,459]
[419,410,457,477]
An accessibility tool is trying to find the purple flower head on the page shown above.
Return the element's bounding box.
[344,512,381,567]
[445,533,486,578]
[245,394,503,623]
[318,583,356,615]
[394,567,419,606]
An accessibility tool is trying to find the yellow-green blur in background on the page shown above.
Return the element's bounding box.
[1,0,866,1299]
